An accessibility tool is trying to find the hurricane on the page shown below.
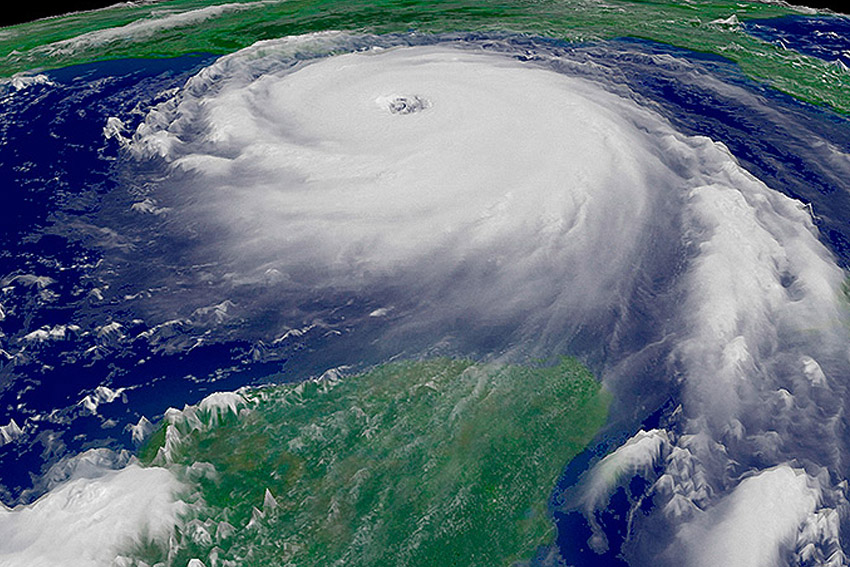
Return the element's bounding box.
[1,2,850,567]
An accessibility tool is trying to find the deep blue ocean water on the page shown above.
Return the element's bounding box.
[746,14,850,69]
[1,29,850,564]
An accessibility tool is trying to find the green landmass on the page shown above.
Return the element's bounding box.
[136,357,609,566]
[0,0,848,113]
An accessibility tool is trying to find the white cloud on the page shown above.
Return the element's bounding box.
[0,462,185,567]
[679,466,820,567]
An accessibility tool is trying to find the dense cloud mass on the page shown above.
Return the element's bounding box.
[130,38,677,350]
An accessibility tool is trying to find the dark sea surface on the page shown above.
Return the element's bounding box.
[746,14,850,69]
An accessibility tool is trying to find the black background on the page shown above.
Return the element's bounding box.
[0,1,847,36]
[3,1,128,28]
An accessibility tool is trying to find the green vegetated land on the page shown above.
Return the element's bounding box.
[0,0,848,113]
[137,357,610,566]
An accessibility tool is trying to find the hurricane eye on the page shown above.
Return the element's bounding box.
[379,94,430,114]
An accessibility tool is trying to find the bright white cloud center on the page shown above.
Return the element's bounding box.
[135,41,683,331]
